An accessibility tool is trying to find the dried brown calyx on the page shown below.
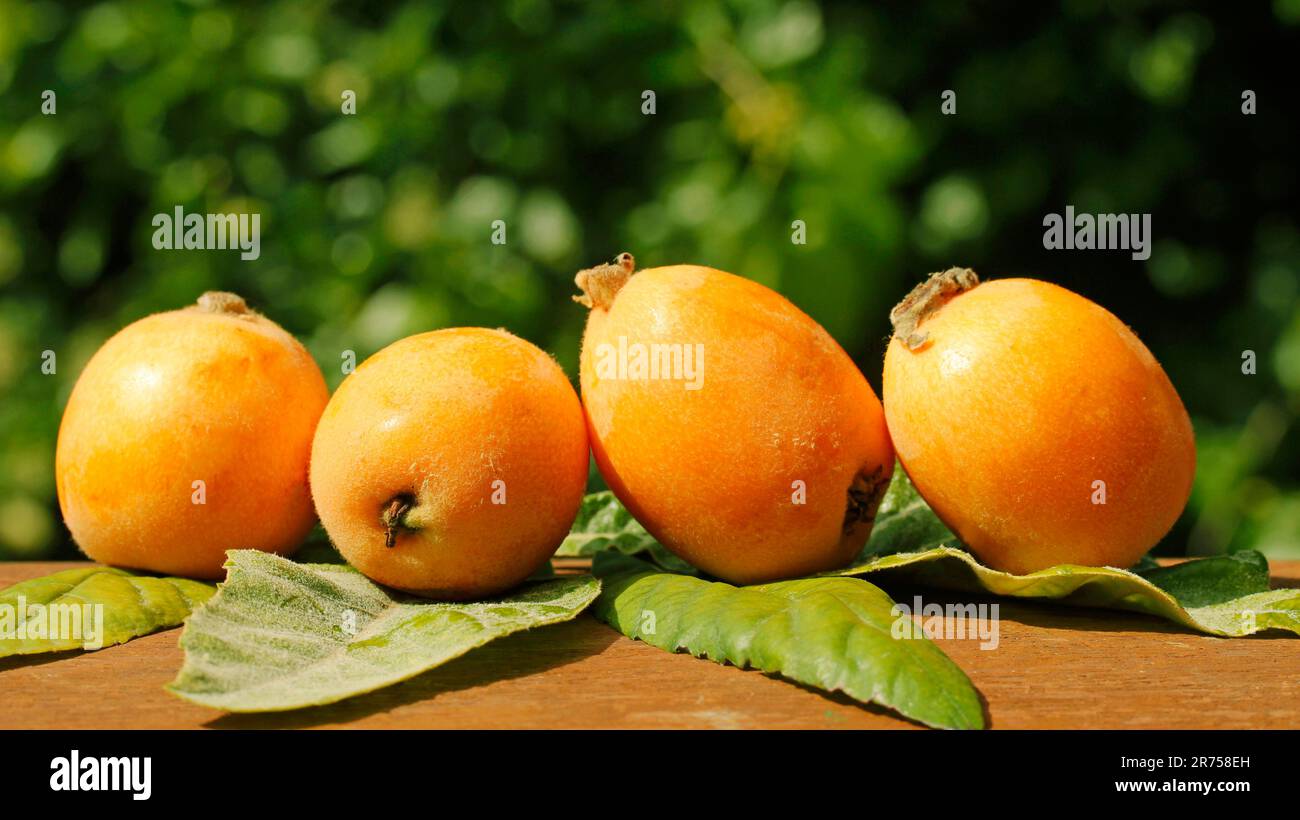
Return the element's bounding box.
[195,291,254,316]
[888,268,979,351]
[843,465,890,536]
[573,252,636,310]
[381,495,415,548]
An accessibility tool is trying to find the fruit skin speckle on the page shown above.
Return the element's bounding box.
[55,292,329,579]
[309,327,589,600]
[882,270,1196,575]
[576,255,895,585]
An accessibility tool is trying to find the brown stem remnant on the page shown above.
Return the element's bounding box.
[843,465,890,536]
[195,291,253,316]
[381,496,414,548]
[573,252,636,310]
[888,268,979,351]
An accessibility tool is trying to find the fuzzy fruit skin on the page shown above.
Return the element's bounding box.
[882,278,1195,574]
[579,265,894,584]
[309,328,589,600]
[56,299,329,578]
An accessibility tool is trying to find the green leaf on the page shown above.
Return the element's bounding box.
[167,550,601,712]
[858,465,960,558]
[830,469,1300,637]
[1137,550,1269,607]
[564,473,1299,638]
[558,491,696,572]
[0,567,215,658]
[592,553,984,730]
[832,547,1300,637]
[558,491,657,555]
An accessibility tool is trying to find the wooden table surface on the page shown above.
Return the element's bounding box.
[2,559,1298,729]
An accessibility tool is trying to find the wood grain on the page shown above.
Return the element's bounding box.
[1,559,1297,729]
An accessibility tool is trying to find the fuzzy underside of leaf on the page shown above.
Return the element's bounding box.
[166,550,601,712]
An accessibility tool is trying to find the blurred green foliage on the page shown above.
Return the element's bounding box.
[1,1,1297,561]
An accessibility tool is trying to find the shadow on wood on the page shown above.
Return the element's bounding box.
[206,616,621,728]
